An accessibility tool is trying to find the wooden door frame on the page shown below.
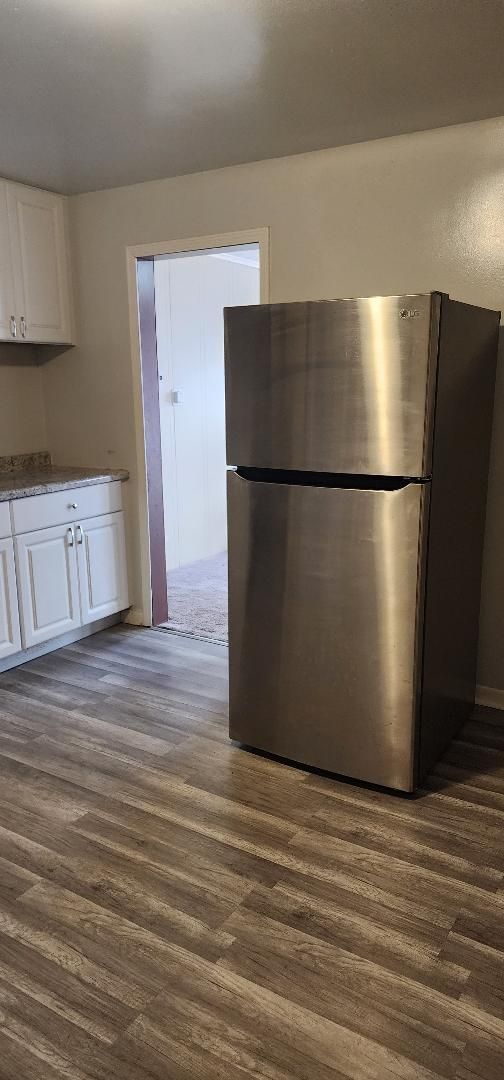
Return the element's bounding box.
[126,228,270,626]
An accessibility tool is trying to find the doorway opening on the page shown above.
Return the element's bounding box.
[134,236,264,643]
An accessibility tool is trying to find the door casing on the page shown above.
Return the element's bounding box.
[126,228,270,626]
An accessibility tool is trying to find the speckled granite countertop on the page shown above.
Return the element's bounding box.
[0,454,129,502]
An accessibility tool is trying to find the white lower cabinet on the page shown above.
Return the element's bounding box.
[14,499,129,653]
[16,523,81,648]
[77,512,128,623]
[0,538,22,659]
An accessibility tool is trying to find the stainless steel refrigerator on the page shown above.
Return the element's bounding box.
[224,293,500,792]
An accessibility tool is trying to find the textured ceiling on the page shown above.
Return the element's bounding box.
[1,0,504,194]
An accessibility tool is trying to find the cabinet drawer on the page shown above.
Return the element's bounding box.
[12,481,122,535]
[0,503,11,539]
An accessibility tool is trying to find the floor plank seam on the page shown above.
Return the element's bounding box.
[0,626,503,1078]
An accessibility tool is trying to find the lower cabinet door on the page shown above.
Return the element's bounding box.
[15,524,81,648]
[77,511,129,623]
[0,538,21,659]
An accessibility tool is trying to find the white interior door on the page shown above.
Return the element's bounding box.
[77,512,129,623]
[0,539,21,659]
[152,259,178,575]
[156,255,208,570]
[15,524,81,648]
[0,181,16,341]
[7,182,71,343]
[154,249,260,571]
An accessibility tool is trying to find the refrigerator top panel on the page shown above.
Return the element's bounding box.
[225,292,442,477]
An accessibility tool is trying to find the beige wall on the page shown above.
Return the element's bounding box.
[0,345,47,457]
[42,115,504,690]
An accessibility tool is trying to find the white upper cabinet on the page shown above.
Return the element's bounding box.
[0,179,73,344]
[0,181,16,341]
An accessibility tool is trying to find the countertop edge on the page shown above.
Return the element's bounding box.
[0,471,129,503]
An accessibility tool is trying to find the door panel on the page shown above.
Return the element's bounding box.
[7,182,72,343]
[16,525,80,648]
[200,256,259,561]
[227,471,429,791]
[0,181,15,341]
[156,255,207,569]
[225,294,441,477]
[0,539,21,659]
[77,512,129,623]
[154,252,259,571]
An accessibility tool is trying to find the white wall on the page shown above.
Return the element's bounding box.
[0,346,47,457]
[42,115,504,691]
[154,252,259,571]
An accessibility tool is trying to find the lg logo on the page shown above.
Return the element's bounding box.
[399,309,421,319]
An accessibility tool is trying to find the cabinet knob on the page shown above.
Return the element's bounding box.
[69,502,78,510]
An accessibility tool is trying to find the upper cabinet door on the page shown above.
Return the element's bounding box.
[0,181,16,341]
[7,182,73,344]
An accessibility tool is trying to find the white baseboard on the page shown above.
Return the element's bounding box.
[124,605,147,627]
[475,685,504,711]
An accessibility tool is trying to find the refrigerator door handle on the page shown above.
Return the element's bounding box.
[235,466,429,491]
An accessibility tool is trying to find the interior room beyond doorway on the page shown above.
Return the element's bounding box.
[154,244,260,642]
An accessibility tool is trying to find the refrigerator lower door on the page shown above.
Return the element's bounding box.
[227,471,429,791]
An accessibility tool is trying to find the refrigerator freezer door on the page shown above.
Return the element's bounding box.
[227,471,429,791]
[225,294,441,477]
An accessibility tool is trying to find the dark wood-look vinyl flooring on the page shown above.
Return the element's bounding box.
[0,625,502,1078]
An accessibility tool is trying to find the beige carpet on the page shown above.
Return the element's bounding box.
[160,551,228,643]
